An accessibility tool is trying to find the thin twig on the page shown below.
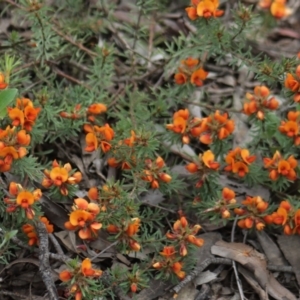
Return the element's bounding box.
[172,257,232,294]
[35,221,59,300]
[49,234,64,256]
[231,216,245,300]
[91,241,118,262]
[0,290,28,299]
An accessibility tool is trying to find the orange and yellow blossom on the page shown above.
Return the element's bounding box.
[234,196,269,231]
[279,111,300,145]
[166,216,203,256]
[267,200,300,235]
[4,182,41,219]
[84,123,114,153]
[108,130,137,170]
[185,150,219,187]
[59,258,102,300]
[0,72,8,89]
[203,187,236,219]
[42,160,82,195]
[197,110,235,144]
[243,86,279,120]
[166,108,205,144]
[263,151,297,181]
[22,217,53,246]
[65,198,101,240]
[86,103,107,122]
[7,98,41,131]
[153,245,186,279]
[224,147,256,178]
[259,0,291,19]
[0,126,31,172]
[141,156,172,189]
[284,65,300,103]
[107,218,141,251]
[186,0,224,20]
[174,58,208,87]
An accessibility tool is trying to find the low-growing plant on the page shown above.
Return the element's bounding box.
[1,0,300,299]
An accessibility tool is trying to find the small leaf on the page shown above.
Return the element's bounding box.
[0,88,18,119]
[4,229,18,240]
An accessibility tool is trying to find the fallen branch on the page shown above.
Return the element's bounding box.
[35,220,59,300]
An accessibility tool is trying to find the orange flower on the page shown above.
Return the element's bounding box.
[243,86,279,120]
[285,66,300,102]
[87,103,107,115]
[49,167,68,186]
[197,0,224,18]
[198,110,234,144]
[174,73,188,85]
[186,0,224,20]
[171,262,186,279]
[264,152,297,181]
[160,246,176,258]
[81,258,102,277]
[190,68,208,86]
[16,191,35,209]
[85,124,114,153]
[270,0,291,19]
[224,147,255,177]
[126,218,140,237]
[174,58,208,87]
[59,270,73,282]
[69,210,92,227]
[0,72,8,89]
[8,108,24,127]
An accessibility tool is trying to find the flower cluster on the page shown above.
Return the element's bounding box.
[88,184,122,211]
[107,218,141,251]
[203,187,237,219]
[243,86,279,120]
[186,0,224,20]
[224,147,256,178]
[152,246,185,280]
[107,130,137,169]
[279,111,300,145]
[284,65,300,102]
[64,198,102,240]
[84,123,114,153]
[0,125,30,172]
[258,0,291,19]
[22,217,53,245]
[166,216,203,256]
[4,182,42,219]
[197,110,235,144]
[42,160,82,196]
[59,258,103,300]
[59,103,107,122]
[166,109,203,144]
[8,98,41,131]
[0,72,8,89]
[263,151,297,181]
[186,150,219,187]
[174,58,208,86]
[266,200,300,235]
[166,109,235,145]
[234,196,269,230]
[141,156,172,189]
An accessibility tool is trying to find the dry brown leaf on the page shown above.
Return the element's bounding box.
[256,231,287,266]
[277,235,300,285]
[211,240,296,300]
[238,266,268,300]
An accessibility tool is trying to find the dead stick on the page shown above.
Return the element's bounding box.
[231,216,245,300]
[35,221,59,300]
